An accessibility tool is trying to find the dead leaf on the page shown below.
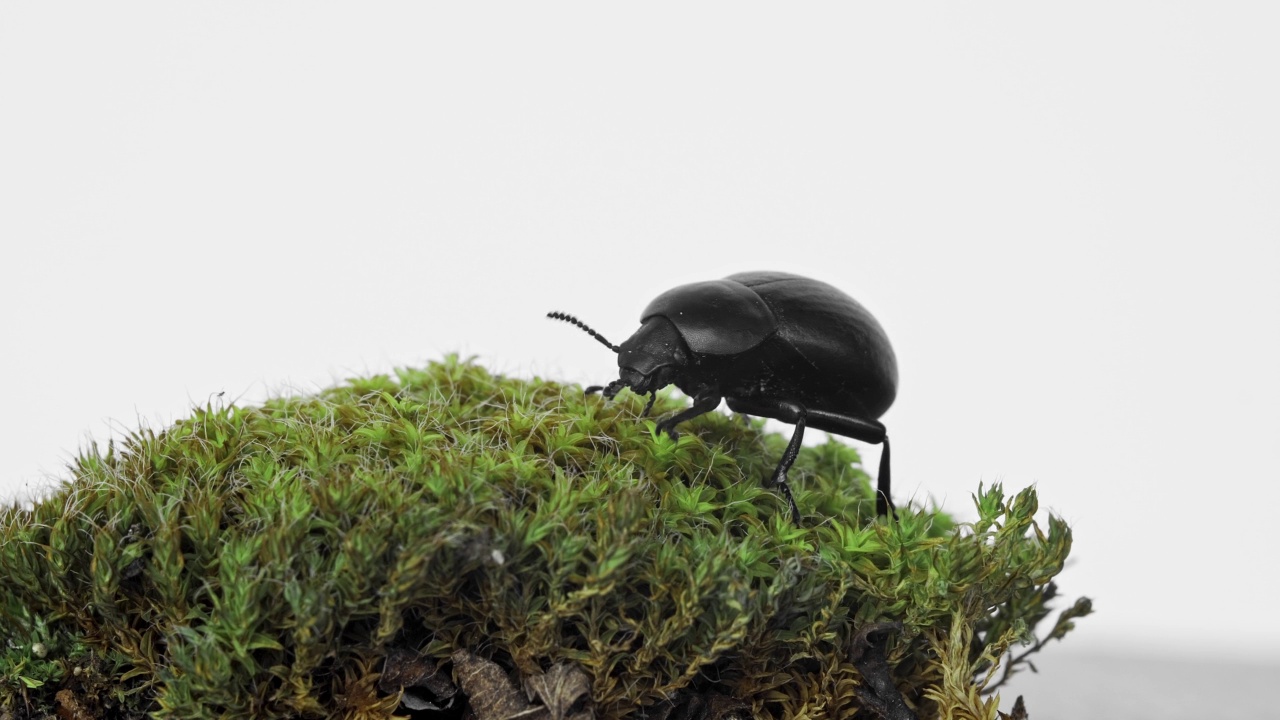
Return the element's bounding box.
[380,648,457,711]
[55,689,93,720]
[523,663,592,720]
[452,650,547,720]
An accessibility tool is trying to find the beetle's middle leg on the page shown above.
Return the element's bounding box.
[770,405,807,526]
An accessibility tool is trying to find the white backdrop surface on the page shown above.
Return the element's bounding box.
[2,2,1277,671]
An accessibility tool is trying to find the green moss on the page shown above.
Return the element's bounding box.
[0,356,1089,720]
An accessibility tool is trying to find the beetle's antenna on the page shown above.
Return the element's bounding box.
[546,311,620,352]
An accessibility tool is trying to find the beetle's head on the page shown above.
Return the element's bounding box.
[612,315,688,395]
[546,311,690,401]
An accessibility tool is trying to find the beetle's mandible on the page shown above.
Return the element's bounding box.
[548,271,898,523]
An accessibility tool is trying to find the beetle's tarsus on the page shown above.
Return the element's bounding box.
[776,480,802,525]
[584,385,603,396]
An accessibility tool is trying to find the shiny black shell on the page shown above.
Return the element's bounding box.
[641,271,898,420]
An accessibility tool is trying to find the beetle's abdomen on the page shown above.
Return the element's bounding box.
[729,271,898,419]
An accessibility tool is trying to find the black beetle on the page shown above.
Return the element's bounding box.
[548,271,898,523]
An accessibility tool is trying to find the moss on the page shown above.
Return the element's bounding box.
[0,356,1089,720]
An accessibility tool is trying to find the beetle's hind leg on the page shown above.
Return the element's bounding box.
[876,436,894,517]
[769,408,807,526]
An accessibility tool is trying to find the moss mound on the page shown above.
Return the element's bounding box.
[0,357,1088,720]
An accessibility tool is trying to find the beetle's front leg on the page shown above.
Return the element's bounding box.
[653,392,721,440]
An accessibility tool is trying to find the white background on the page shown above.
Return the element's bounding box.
[3,1,1277,683]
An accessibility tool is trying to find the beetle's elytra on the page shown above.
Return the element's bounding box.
[549,271,897,523]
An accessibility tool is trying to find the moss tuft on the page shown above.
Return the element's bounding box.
[0,356,1089,720]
